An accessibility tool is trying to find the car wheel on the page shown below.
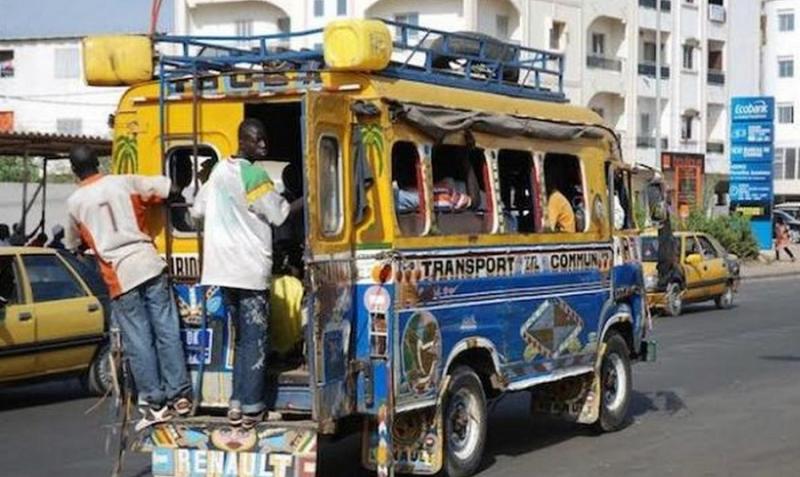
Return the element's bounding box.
[443,366,488,477]
[715,284,734,309]
[594,332,632,433]
[85,343,113,396]
[664,282,683,317]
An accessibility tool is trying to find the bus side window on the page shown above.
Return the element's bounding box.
[167,146,218,234]
[543,153,585,233]
[497,149,536,234]
[392,141,427,236]
[318,136,343,237]
[610,168,634,230]
[431,144,493,235]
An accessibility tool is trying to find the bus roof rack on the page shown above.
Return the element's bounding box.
[153,19,566,102]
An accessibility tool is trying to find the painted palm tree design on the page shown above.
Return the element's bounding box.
[113,135,138,174]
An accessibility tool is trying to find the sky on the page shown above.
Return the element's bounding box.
[0,0,173,39]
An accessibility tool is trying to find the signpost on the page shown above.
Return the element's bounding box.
[730,96,775,250]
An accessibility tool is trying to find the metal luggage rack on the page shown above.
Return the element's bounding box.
[152,20,566,102]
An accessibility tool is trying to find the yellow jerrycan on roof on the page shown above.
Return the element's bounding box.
[323,19,393,71]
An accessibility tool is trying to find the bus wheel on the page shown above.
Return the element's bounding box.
[664,282,683,317]
[594,332,632,433]
[443,366,487,477]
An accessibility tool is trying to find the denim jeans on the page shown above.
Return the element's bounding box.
[112,273,192,407]
[223,287,269,414]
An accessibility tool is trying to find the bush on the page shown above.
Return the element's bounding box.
[682,210,759,259]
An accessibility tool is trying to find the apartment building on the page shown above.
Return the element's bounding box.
[174,0,759,208]
[763,0,800,202]
[0,36,125,138]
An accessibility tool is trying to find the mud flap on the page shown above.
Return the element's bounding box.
[361,376,449,475]
[528,343,606,425]
[133,417,317,477]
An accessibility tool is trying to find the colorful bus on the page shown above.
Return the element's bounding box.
[83,19,658,477]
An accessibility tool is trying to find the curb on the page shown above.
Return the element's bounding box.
[741,269,800,281]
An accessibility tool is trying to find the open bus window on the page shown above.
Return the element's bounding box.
[543,153,585,233]
[431,144,492,235]
[497,149,536,233]
[392,141,426,236]
[319,136,343,237]
[609,166,633,230]
[167,146,218,234]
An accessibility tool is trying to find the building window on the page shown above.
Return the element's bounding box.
[681,115,694,140]
[643,42,657,63]
[0,50,13,78]
[314,0,324,17]
[54,48,80,79]
[779,57,794,78]
[550,21,566,50]
[775,148,785,180]
[235,19,253,47]
[786,148,797,180]
[640,113,651,135]
[277,17,291,34]
[682,44,695,70]
[394,12,420,39]
[779,11,795,32]
[337,0,346,16]
[592,33,606,56]
[56,118,82,135]
[496,15,510,39]
[778,104,795,124]
[319,135,343,236]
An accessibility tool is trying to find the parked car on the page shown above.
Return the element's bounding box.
[641,231,740,317]
[0,247,111,394]
[773,210,800,243]
[774,202,800,220]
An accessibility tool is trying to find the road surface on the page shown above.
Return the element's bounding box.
[1,277,798,477]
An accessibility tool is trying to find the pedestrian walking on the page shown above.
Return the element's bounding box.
[64,145,192,431]
[775,217,796,262]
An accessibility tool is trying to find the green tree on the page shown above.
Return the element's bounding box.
[0,157,41,182]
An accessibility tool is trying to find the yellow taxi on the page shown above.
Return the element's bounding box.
[642,231,739,316]
[0,247,110,393]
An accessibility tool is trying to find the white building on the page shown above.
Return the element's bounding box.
[0,36,125,138]
[174,0,758,207]
[763,0,800,201]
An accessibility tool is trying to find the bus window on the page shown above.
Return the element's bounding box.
[431,144,493,235]
[497,149,536,233]
[610,167,633,230]
[319,135,343,237]
[392,141,427,236]
[543,153,584,233]
[167,146,218,234]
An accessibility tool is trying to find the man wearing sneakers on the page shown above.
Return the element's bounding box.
[65,145,192,430]
[191,119,291,429]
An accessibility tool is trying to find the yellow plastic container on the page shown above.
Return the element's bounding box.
[323,20,392,71]
[82,35,153,86]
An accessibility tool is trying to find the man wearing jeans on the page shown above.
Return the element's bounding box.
[65,145,192,431]
[191,119,290,428]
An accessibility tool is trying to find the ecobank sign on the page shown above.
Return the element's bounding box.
[731,97,774,122]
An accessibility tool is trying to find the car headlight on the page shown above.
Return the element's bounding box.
[644,274,658,292]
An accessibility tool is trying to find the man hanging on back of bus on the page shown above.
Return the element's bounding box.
[64,145,193,431]
[191,118,292,429]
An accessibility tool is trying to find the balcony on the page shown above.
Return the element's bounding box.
[707,69,725,85]
[587,55,623,72]
[707,141,725,154]
[639,0,671,12]
[638,62,670,79]
[709,4,726,23]
[637,136,669,149]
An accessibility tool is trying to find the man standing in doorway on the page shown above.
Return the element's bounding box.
[191,119,290,428]
[65,145,192,431]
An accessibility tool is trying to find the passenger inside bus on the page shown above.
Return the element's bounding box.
[169,153,195,232]
[544,153,583,233]
[431,144,490,234]
[497,149,536,233]
[273,163,305,278]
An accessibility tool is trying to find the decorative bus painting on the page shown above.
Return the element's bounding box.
[82,19,659,477]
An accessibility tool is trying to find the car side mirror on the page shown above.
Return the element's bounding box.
[685,253,702,266]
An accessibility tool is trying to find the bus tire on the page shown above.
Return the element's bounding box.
[443,366,488,477]
[594,332,632,433]
[84,343,113,396]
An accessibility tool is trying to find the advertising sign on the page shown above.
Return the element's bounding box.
[730,96,774,250]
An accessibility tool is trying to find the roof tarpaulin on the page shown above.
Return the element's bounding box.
[386,100,612,144]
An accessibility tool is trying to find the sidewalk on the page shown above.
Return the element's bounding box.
[741,245,800,280]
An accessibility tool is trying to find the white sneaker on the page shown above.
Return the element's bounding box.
[134,405,173,432]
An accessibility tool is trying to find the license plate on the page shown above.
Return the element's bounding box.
[152,447,316,477]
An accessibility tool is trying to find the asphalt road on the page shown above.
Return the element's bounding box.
[2,277,799,477]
